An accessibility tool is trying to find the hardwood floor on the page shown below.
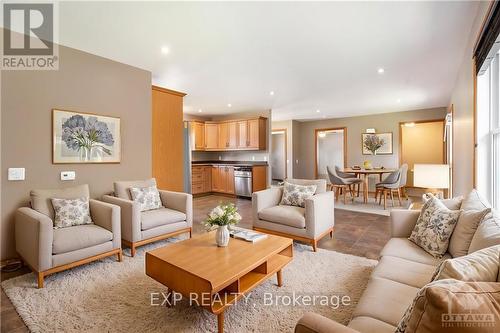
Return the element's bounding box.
[1,194,390,333]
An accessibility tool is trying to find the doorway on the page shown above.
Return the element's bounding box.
[315,128,347,180]
[400,119,445,193]
[271,129,287,182]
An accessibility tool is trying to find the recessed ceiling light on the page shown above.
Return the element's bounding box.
[377,68,385,74]
[198,109,202,113]
[227,103,232,108]
[269,91,275,96]
[161,46,169,54]
[397,98,401,103]
[316,109,321,113]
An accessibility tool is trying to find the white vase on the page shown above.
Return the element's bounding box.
[216,225,230,247]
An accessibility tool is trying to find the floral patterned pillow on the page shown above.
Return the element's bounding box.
[129,186,163,212]
[409,195,461,258]
[280,182,317,208]
[51,197,93,229]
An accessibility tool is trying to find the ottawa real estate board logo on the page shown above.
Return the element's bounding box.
[2,2,58,70]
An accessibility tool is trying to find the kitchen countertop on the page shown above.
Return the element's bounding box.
[192,160,268,167]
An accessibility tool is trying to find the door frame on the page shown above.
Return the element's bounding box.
[314,127,347,179]
[271,128,288,180]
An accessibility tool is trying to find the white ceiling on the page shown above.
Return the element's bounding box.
[57,1,478,121]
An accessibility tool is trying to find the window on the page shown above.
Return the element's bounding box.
[476,50,500,208]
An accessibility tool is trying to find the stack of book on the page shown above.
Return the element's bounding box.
[229,227,268,243]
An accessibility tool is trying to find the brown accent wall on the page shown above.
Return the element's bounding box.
[1,45,152,260]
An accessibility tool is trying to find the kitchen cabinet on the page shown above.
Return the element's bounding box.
[204,123,219,149]
[190,117,267,152]
[210,165,234,194]
[190,121,205,151]
[192,166,212,195]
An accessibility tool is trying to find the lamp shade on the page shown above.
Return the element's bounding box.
[413,164,450,189]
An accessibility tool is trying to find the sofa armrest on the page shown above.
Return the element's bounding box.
[15,207,53,272]
[390,209,420,237]
[90,199,121,249]
[295,313,360,333]
[102,195,141,242]
[158,190,193,227]
[305,191,335,238]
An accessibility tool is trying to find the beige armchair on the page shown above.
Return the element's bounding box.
[252,179,334,251]
[102,178,192,257]
[15,184,122,288]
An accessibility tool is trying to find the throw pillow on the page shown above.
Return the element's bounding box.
[409,195,461,258]
[129,186,163,211]
[280,182,317,208]
[461,189,491,211]
[51,197,93,229]
[431,245,500,282]
[422,194,463,210]
[395,279,500,333]
[468,211,500,254]
[448,208,491,257]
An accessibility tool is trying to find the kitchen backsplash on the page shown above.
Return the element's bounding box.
[192,151,269,162]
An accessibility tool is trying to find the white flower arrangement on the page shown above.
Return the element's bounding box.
[202,202,241,230]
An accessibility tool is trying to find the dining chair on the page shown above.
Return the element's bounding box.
[374,168,401,209]
[335,165,360,195]
[327,166,363,204]
[398,164,409,201]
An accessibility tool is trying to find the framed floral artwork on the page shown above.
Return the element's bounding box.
[361,132,393,155]
[52,109,121,164]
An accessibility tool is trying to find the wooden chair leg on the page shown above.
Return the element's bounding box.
[330,229,334,238]
[397,188,402,206]
[390,190,395,206]
[312,240,318,252]
[37,272,44,289]
[383,190,387,210]
[130,245,136,257]
[117,250,123,262]
[343,187,347,204]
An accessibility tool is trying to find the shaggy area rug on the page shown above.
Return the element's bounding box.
[2,238,377,333]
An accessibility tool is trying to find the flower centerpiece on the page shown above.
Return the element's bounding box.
[202,203,241,247]
[363,134,385,155]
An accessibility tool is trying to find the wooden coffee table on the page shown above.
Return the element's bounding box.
[145,231,293,333]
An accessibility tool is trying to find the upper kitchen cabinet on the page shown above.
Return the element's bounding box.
[204,123,219,150]
[191,117,267,152]
[190,121,205,151]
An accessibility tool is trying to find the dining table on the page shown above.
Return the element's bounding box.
[342,167,396,203]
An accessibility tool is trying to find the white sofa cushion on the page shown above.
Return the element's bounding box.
[141,207,187,231]
[448,208,491,257]
[348,316,395,333]
[468,211,500,253]
[53,224,113,254]
[432,245,500,282]
[258,205,306,229]
[461,189,491,211]
[371,256,437,288]
[353,277,419,327]
[381,238,451,266]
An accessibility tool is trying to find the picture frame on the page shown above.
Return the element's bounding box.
[361,132,393,155]
[52,109,121,164]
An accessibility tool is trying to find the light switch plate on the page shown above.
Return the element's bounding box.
[8,168,25,181]
[61,171,76,181]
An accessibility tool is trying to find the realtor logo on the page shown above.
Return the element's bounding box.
[2,2,58,70]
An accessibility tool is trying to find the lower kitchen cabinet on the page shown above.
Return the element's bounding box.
[211,166,234,194]
[191,166,212,195]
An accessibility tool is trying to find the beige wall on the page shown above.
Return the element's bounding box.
[1,45,152,260]
[294,108,447,188]
[401,121,445,187]
[449,1,491,196]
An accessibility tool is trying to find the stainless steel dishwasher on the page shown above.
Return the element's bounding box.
[234,166,252,198]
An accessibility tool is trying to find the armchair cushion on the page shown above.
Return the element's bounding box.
[130,185,163,211]
[51,197,93,229]
[258,205,306,229]
[30,184,90,220]
[114,178,156,200]
[280,182,317,208]
[141,207,187,231]
[52,224,113,254]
